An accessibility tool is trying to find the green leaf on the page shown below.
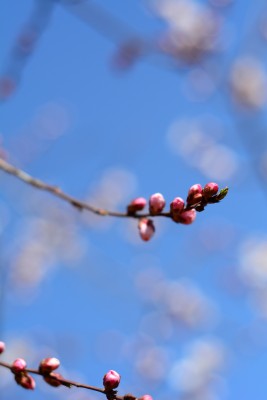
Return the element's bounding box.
[217,187,229,201]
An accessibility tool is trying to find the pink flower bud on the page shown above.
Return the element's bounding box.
[139,396,153,400]
[103,370,121,390]
[43,372,62,387]
[187,184,203,205]
[127,197,147,214]
[15,373,35,390]
[11,358,27,373]
[149,193,166,214]
[138,218,155,241]
[203,182,219,197]
[0,341,5,354]
[178,209,197,225]
[188,184,202,195]
[170,197,185,215]
[39,357,60,374]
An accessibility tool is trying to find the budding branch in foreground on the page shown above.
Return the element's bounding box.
[0,342,150,400]
[0,157,228,241]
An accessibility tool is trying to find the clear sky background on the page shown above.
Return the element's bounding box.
[1,1,267,400]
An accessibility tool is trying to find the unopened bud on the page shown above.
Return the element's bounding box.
[149,193,165,215]
[179,209,197,225]
[39,357,60,374]
[0,341,5,354]
[43,372,62,387]
[187,184,203,205]
[127,197,146,214]
[139,395,153,400]
[15,373,35,390]
[170,197,185,215]
[103,369,121,390]
[203,182,219,197]
[11,358,27,373]
[138,218,155,241]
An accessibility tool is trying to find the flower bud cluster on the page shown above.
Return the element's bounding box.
[0,342,63,390]
[11,358,36,390]
[0,344,152,400]
[39,357,62,387]
[127,182,226,241]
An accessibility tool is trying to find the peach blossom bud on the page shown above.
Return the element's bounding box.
[179,209,197,225]
[39,357,60,374]
[0,341,5,354]
[149,193,166,214]
[203,182,219,197]
[138,218,155,241]
[127,197,147,214]
[170,197,185,215]
[139,396,153,400]
[43,372,62,387]
[188,184,202,195]
[15,373,35,390]
[187,184,203,205]
[11,358,27,373]
[103,369,121,390]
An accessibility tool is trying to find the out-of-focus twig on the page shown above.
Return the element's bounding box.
[0,157,168,219]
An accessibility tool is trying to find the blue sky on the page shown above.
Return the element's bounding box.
[1,1,267,400]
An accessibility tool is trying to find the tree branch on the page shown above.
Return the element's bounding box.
[0,157,168,219]
[0,360,129,400]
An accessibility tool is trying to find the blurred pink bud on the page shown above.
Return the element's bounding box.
[43,372,62,387]
[0,341,5,354]
[112,40,142,70]
[187,184,203,205]
[179,209,197,225]
[103,369,121,390]
[0,76,16,99]
[127,197,147,214]
[39,357,60,373]
[15,373,35,390]
[203,182,219,197]
[138,218,155,241]
[11,358,27,373]
[170,197,185,215]
[139,396,153,400]
[149,193,166,214]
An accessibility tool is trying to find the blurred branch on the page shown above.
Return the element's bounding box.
[60,0,138,43]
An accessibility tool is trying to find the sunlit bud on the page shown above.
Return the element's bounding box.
[188,184,202,195]
[103,369,121,390]
[127,197,147,214]
[149,193,166,214]
[39,357,60,374]
[0,341,5,354]
[15,373,35,390]
[187,184,203,205]
[138,218,155,241]
[11,358,27,373]
[43,372,62,387]
[179,209,197,225]
[203,182,219,197]
[139,395,153,400]
[170,197,185,215]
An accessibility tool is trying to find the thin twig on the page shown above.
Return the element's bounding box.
[0,158,170,219]
[0,361,126,399]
